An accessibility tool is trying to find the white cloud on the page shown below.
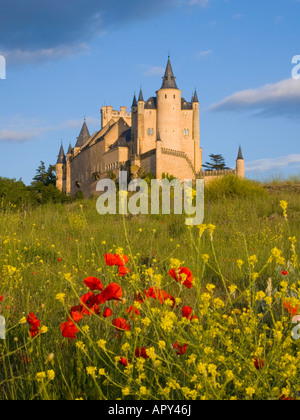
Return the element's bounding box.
[0,117,99,143]
[209,78,300,118]
[195,49,212,59]
[246,154,300,173]
[144,66,165,77]
[188,0,210,6]
[3,43,90,65]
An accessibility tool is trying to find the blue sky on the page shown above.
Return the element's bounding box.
[0,0,300,184]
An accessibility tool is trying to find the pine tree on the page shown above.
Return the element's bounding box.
[203,154,230,171]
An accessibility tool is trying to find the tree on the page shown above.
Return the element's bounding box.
[32,162,56,186]
[203,154,230,171]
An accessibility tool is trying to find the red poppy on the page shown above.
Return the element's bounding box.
[79,292,98,316]
[254,358,264,370]
[104,253,129,267]
[279,395,296,401]
[174,341,188,356]
[284,300,299,317]
[60,321,79,341]
[282,271,289,276]
[135,347,149,359]
[145,287,176,308]
[103,307,113,318]
[95,283,123,305]
[127,306,140,319]
[0,296,3,302]
[119,357,129,367]
[113,318,130,332]
[84,276,103,291]
[27,312,41,338]
[182,306,199,321]
[57,258,62,262]
[69,309,84,323]
[118,265,131,277]
[168,267,193,289]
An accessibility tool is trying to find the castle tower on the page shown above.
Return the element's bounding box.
[56,144,66,193]
[66,143,73,195]
[156,58,182,151]
[74,120,90,156]
[192,89,202,173]
[137,88,145,155]
[236,145,245,178]
[131,93,138,155]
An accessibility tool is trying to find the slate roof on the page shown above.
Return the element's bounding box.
[161,58,178,89]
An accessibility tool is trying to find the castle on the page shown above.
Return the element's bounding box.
[56,58,245,197]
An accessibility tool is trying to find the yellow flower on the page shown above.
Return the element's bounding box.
[47,370,55,381]
[36,372,46,382]
[121,343,130,353]
[236,259,244,269]
[246,387,256,398]
[248,255,258,266]
[229,285,238,295]
[206,284,215,293]
[141,317,151,327]
[158,341,166,350]
[213,298,225,309]
[40,325,48,334]
[19,317,27,324]
[86,367,97,378]
[122,387,130,396]
[98,369,106,376]
[97,339,106,350]
[202,254,210,263]
[139,386,148,396]
[170,258,183,269]
[56,293,66,303]
[76,341,86,351]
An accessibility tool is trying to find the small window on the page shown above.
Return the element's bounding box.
[165,94,167,99]
[174,95,176,99]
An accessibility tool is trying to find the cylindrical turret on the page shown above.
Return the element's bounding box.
[236,146,245,179]
[156,58,182,151]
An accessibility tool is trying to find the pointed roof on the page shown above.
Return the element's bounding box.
[138,88,144,102]
[161,58,178,90]
[237,145,244,160]
[193,88,199,103]
[67,143,73,155]
[132,93,137,107]
[75,120,90,148]
[57,144,66,164]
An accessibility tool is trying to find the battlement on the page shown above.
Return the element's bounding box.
[101,106,131,128]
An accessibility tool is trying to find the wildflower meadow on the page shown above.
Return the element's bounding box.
[0,177,299,401]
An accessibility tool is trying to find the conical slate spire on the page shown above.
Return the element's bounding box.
[193,88,199,103]
[57,144,66,164]
[161,58,178,89]
[132,93,137,107]
[75,120,90,148]
[138,88,144,102]
[67,143,73,155]
[237,145,244,160]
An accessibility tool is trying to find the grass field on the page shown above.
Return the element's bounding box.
[0,176,299,400]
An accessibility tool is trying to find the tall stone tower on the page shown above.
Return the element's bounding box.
[56,144,66,193]
[156,58,182,151]
[236,145,245,178]
[192,89,202,173]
